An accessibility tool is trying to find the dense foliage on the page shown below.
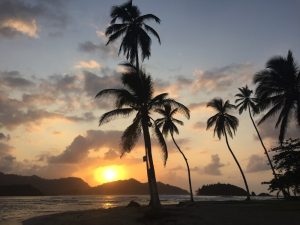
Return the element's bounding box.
[196,183,247,196]
[267,138,300,196]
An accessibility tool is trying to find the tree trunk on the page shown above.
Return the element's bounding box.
[248,108,290,198]
[135,38,139,71]
[224,132,251,201]
[171,134,194,202]
[142,117,161,210]
[248,108,277,178]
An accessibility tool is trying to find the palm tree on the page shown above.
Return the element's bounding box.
[254,50,300,143]
[95,64,185,210]
[155,104,193,202]
[235,86,290,198]
[206,98,251,200]
[105,0,161,71]
[235,86,278,178]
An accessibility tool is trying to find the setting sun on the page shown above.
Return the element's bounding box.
[103,168,117,181]
[94,166,126,183]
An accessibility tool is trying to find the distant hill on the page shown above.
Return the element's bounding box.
[90,179,188,195]
[0,184,43,196]
[196,183,247,196]
[0,172,188,196]
[0,172,90,195]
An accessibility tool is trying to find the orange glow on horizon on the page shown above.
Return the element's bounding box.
[94,165,126,184]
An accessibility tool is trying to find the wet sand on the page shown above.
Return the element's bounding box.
[23,200,300,225]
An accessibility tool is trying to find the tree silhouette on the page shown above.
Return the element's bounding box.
[206,98,251,200]
[235,86,278,181]
[155,104,193,202]
[105,0,161,71]
[254,50,300,143]
[267,138,300,197]
[95,64,185,210]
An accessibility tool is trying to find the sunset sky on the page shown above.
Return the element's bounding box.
[0,0,299,194]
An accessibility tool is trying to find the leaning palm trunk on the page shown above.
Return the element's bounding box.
[248,108,290,198]
[135,41,139,72]
[171,134,194,202]
[141,117,161,210]
[224,132,251,200]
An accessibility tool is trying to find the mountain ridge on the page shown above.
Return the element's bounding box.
[0,172,188,196]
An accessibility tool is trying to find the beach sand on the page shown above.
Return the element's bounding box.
[22,200,300,225]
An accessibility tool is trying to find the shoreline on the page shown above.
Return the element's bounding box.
[22,200,300,225]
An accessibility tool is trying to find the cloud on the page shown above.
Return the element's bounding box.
[0,95,53,128]
[0,0,69,39]
[0,67,124,130]
[169,154,225,176]
[153,63,254,97]
[0,71,35,89]
[48,130,123,164]
[0,140,16,173]
[67,112,96,122]
[246,154,269,173]
[193,121,206,130]
[0,142,13,155]
[254,116,300,143]
[0,94,96,129]
[75,60,102,70]
[0,18,38,38]
[103,149,119,160]
[192,63,254,93]
[78,41,116,57]
[47,127,186,165]
[203,154,225,175]
[154,76,193,97]
[0,133,10,141]
[83,70,121,97]
[0,155,17,173]
[42,73,80,94]
[188,102,207,111]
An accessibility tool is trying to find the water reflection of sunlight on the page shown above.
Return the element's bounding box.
[103,202,112,209]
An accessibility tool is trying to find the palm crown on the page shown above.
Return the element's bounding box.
[254,50,300,142]
[155,104,190,137]
[207,98,239,139]
[235,85,258,115]
[105,0,161,65]
[96,64,184,165]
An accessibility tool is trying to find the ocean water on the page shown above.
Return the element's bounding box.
[0,195,276,225]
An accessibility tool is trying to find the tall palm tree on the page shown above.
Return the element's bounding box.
[206,98,251,200]
[235,86,278,178]
[155,104,193,202]
[95,64,185,210]
[105,0,161,71]
[235,86,290,198]
[254,50,300,143]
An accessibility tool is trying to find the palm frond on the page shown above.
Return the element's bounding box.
[121,116,142,155]
[95,88,128,99]
[207,98,223,112]
[258,102,282,125]
[173,118,184,126]
[136,14,161,23]
[95,89,136,108]
[143,24,161,44]
[149,93,168,106]
[162,99,190,119]
[138,27,151,60]
[106,26,127,45]
[152,122,168,166]
[99,108,134,126]
[207,114,218,130]
[105,23,127,36]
